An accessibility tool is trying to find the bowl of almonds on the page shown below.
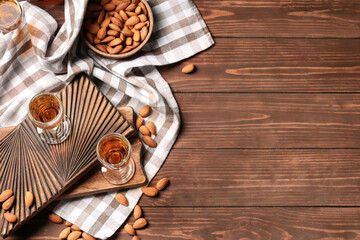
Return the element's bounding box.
[83,0,153,59]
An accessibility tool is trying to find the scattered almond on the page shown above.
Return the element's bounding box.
[142,135,157,148]
[2,195,14,210]
[139,125,150,136]
[136,117,144,129]
[139,105,151,117]
[59,227,71,239]
[133,218,147,229]
[48,213,63,224]
[124,223,136,236]
[71,225,81,231]
[82,232,96,240]
[156,177,169,191]
[134,205,142,219]
[115,193,129,206]
[141,187,158,197]
[68,231,82,240]
[65,220,73,226]
[182,64,195,74]
[0,189,12,202]
[147,121,156,135]
[4,212,17,223]
[25,191,34,207]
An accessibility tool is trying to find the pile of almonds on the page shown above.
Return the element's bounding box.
[84,0,151,55]
[0,189,34,224]
[48,213,96,240]
[136,105,157,148]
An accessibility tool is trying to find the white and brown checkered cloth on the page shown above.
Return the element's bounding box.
[0,0,214,238]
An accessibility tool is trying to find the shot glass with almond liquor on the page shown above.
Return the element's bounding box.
[28,93,71,144]
[0,0,22,34]
[96,133,135,184]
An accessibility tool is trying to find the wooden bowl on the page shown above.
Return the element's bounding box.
[83,0,154,59]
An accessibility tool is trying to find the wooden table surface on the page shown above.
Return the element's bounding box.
[8,0,360,239]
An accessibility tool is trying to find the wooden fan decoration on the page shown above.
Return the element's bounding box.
[0,75,135,238]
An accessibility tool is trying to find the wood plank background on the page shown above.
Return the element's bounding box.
[7,0,360,239]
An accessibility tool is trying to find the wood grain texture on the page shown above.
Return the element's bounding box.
[160,38,360,93]
[139,149,360,206]
[8,207,360,240]
[195,0,360,38]
[174,93,360,149]
[60,107,147,200]
[0,76,134,238]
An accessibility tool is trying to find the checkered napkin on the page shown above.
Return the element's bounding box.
[0,0,214,238]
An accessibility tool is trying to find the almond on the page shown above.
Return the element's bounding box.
[140,26,148,41]
[107,45,123,54]
[138,2,147,16]
[136,117,144,129]
[132,0,140,4]
[120,32,126,41]
[139,105,151,117]
[59,227,71,239]
[65,220,73,226]
[94,37,101,44]
[108,38,122,47]
[48,213,63,224]
[104,2,116,11]
[86,32,94,44]
[2,196,14,210]
[134,22,146,30]
[82,232,96,240]
[71,225,81,231]
[125,16,140,26]
[135,6,142,14]
[116,2,129,12]
[147,121,156,135]
[111,17,123,28]
[114,12,123,23]
[138,14,147,22]
[122,26,134,37]
[68,231,82,240]
[124,224,135,236]
[97,10,105,24]
[125,3,136,12]
[4,212,17,223]
[132,41,140,48]
[101,17,111,28]
[96,44,108,53]
[97,27,107,40]
[101,35,115,43]
[109,23,121,32]
[126,11,137,17]
[134,205,142,219]
[141,187,158,197]
[88,23,100,35]
[133,30,140,42]
[119,10,128,21]
[156,177,169,191]
[107,30,120,37]
[133,218,147,229]
[100,0,111,6]
[142,135,157,148]
[25,191,34,207]
[0,189,12,202]
[132,236,140,240]
[139,125,150,136]
[115,193,129,206]
[126,37,133,46]
[182,64,195,74]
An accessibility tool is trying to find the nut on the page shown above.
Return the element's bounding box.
[2,195,14,210]
[156,177,169,191]
[59,227,71,239]
[4,212,17,223]
[115,193,129,206]
[68,231,82,240]
[182,64,195,74]
[82,232,96,240]
[134,205,142,219]
[125,16,140,26]
[132,236,140,240]
[139,105,151,117]
[133,218,147,229]
[141,187,158,197]
[136,116,144,129]
[139,125,150,136]
[142,135,157,148]
[65,220,73,226]
[140,26,148,41]
[0,189,12,202]
[48,213,63,224]
[124,223,135,236]
[147,121,156,135]
[71,225,81,231]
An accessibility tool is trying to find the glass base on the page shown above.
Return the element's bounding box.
[37,116,71,144]
[101,158,135,185]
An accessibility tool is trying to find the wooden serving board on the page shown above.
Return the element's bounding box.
[59,106,147,200]
[0,75,136,238]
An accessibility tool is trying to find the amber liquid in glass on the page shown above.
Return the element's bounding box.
[29,94,62,129]
[0,0,22,32]
[98,136,130,164]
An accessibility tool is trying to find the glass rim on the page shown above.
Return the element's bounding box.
[0,0,22,30]
[28,92,64,128]
[96,132,132,168]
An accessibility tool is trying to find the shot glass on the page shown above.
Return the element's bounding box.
[96,133,135,185]
[28,93,71,144]
[0,0,22,34]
